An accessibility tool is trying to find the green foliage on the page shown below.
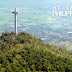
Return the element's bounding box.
[0,32,72,72]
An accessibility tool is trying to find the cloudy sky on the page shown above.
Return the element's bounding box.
[0,0,71,8]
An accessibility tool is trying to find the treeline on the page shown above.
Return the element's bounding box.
[0,32,72,72]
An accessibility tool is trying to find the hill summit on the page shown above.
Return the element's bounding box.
[0,32,72,72]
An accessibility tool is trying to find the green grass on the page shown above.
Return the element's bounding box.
[0,32,72,72]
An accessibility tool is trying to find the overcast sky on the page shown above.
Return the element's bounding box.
[0,0,71,8]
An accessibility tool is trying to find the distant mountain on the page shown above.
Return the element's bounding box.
[0,32,72,72]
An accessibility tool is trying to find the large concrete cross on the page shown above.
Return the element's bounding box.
[12,8,18,35]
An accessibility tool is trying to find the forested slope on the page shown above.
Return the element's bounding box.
[0,32,72,72]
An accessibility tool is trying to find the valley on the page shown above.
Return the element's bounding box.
[0,0,72,51]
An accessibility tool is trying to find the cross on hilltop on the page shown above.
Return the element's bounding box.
[12,8,18,35]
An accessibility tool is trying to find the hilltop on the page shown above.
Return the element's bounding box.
[0,32,72,72]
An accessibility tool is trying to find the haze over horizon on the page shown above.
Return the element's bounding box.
[0,0,71,8]
[0,0,72,51]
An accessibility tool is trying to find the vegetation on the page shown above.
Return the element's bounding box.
[0,32,72,72]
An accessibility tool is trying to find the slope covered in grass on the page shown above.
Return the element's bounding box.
[0,32,72,72]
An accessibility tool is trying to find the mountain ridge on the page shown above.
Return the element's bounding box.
[0,32,72,72]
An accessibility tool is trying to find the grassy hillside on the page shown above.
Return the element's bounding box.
[0,32,72,72]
